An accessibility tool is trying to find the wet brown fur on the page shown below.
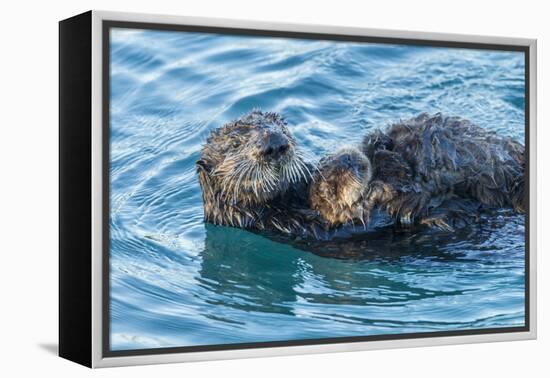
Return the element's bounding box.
[196,110,320,235]
[310,113,525,229]
[308,147,372,228]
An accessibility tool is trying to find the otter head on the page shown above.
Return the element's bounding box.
[196,110,311,208]
[309,147,372,228]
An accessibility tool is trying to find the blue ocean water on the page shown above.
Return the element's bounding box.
[108,28,526,350]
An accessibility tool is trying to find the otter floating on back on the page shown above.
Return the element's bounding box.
[196,111,525,239]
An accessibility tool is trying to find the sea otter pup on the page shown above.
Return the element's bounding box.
[196,110,320,235]
[309,113,525,230]
[308,147,373,228]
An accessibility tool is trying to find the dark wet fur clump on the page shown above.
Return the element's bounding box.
[365,113,525,216]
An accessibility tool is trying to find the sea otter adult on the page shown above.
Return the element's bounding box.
[308,113,526,230]
[196,110,323,236]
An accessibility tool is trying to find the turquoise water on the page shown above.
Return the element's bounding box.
[108,28,526,351]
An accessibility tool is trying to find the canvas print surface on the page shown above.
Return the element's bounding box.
[107,26,526,352]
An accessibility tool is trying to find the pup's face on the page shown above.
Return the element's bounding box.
[197,110,311,205]
[309,147,372,227]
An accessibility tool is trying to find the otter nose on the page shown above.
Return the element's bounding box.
[259,132,290,157]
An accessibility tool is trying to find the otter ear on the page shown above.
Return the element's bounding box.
[196,159,212,173]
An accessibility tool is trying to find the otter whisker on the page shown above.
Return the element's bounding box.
[251,165,260,198]
[290,163,300,183]
[296,157,314,181]
[222,165,241,197]
[292,159,308,182]
[285,160,299,183]
[257,169,269,194]
[290,151,306,182]
[314,166,326,181]
[293,157,307,181]
[281,162,295,184]
[230,159,257,203]
[231,162,252,203]
[293,165,302,183]
[262,174,275,192]
[263,165,278,191]
[214,154,240,176]
[292,163,301,183]
[280,163,289,183]
[219,159,245,195]
[256,164,269,194]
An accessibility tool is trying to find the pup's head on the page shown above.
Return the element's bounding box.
[197,110,311,206]
[309,147,372,227]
